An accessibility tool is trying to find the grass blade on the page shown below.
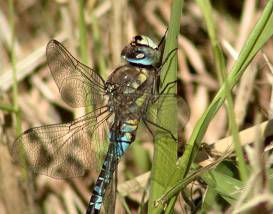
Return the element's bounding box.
[148,0,184,213]
[196,0,248,181]
[164,0,273,211]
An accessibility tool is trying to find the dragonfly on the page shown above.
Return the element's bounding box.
[12,34,189,213]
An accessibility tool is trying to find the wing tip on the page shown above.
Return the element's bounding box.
[46,39,60,52]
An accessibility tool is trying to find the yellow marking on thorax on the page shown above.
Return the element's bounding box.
[131,81,140,89]
[124,132,132,139]
[135,94,147,107]
[130,69,148,89]
[126,119,138,125]
[137,72,148,83]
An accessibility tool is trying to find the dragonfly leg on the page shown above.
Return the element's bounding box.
[159,80,177,94]
[159,48,178,71]
[143,119,155,139]
[157,28,168,49]
[158,47,178,85]
[143,118,177,141]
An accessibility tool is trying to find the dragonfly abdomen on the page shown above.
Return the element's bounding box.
[87,119,139,213]
[87,142,117,214]
[112,119,139,157]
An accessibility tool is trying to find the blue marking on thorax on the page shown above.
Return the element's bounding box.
[121,125,136,132]
[109,122,137,157]
[119,135,131,142]
[109,131,132,142]
[116,141,130,157]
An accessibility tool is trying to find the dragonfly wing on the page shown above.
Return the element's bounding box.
[102,164,117,214]
[12,107,111,178]
[144,94,190,139]
[46,40,105,108]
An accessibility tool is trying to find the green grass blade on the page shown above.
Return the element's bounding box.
[201,170,243,204]
[164,0,273,211]
[8,0,21,135]
[90,14,107,78]
[79,0,88,65]
[148,0,184,213]
[196,0,248,181]
[155,151,232,206]
[0,103,17,112]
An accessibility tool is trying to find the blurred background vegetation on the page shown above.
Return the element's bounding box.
[0,0,273,213]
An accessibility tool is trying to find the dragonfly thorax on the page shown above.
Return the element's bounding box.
[105,64,155,118]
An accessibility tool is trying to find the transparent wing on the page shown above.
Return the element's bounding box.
[12,107,111,178]
[46,39,105,108]
[144,94,190,139]
[104,169,117,214]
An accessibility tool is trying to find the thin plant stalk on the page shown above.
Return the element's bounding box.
[148,0,184,213]
[79,0,88,65]
[163,1,273,212]
[196,0,248,181]
[0,103,17,112]
[90,14,107,78]
[8,0,21,135]
[78,0,93,119]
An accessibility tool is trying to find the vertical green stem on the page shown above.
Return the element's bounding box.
[8,0,21,135]
[91,14,107,78]
[78,0,92,118]
[163,1,273,211]
[148,0,184,213]
[196,0,248,181]
[79,0,88,65]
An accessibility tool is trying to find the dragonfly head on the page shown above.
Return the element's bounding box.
[121,35,162,68]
